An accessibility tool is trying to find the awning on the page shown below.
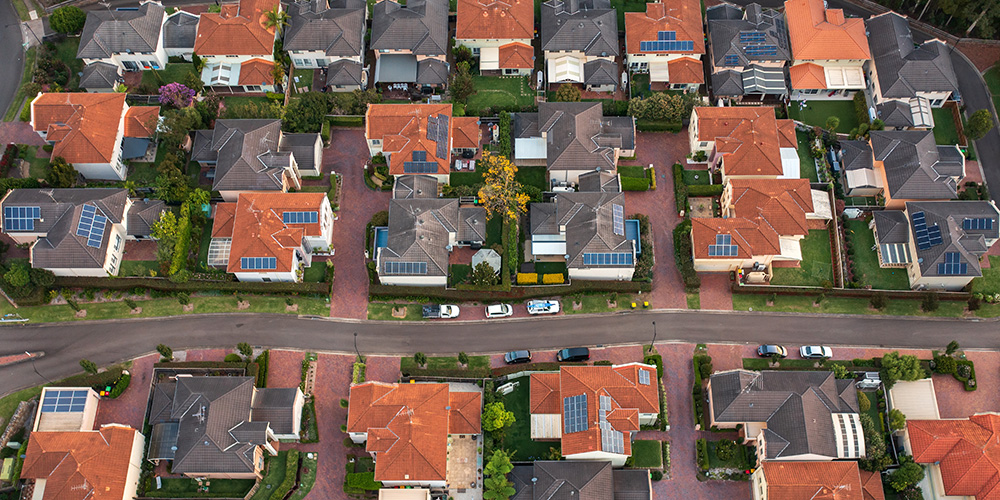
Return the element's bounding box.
[480,47,500,71]
[531,414,562,439]
[649,61,669,82]
[530,240,567,255]
[879,243,912,265]
[374,54,417,83]
[742,65,787,95]
[121,137,150,159]
[909,97,934,128]
[547,55,583,83]
[515,137,547,160]
[148,422,179,460]
[846,168,881,189]
[824,66,864,88]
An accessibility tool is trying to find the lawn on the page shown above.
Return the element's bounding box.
[683,169,710,185]
[400,355,489,373]
[931,107,960,145]
[632,440,663,468]
[146,478,255,498]
[248,452,287,500]
[502,375,560,461]
[796,130,818,182]
[533,261,567,277]
[769,230,833,286]
[450,171,484,187]
[4,47,36,122]
[291,68,313,93]
[449,264,472,287]
[706,440,750,469]
[971,256,1000,295]
[630,73,652,99]
[140,63,198,88]
[686,292,700,309]
[843,220,911,290]
[0,386,43,428]
[485,215,503,248]
[302,262,327,283]
[516,166,547,191]
[224,96,274,108]
[367,302,424,320]
[21,145,50,179]
[731,294,999,318]
[788,100,859,134]
[127,160,161,185]
[619,165,647,179]
[53,37,84,89]
[119,260,161,277]
[288,452,317,500]
[465,76,534,116]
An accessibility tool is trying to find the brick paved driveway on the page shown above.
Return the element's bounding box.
[0,122,44,146]
[267,349,305,389]
[698,273,733,310]
[94,354,156,430]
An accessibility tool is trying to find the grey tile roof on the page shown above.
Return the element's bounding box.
[371,0,448,55]
[190,130,216,162]
[577,171,621,192]
[870,130,964,200]
[326,60,364,86]
[78,1,165,59]
[584,59,617,86]
[79,62,121,90]
[278,133,322,173]
[127,198,166,237]
[163,11,198,49]
[530,191,633,268]
[251,388,300,435]
[518,102,635,172]
[416,58,449,85]
[905,201,1000,277]
[840,139,873,172]
[706,3,791,67]
[284,0,365,57]
[612,469,652,500]
[393,174,439,199]
[866,13,958,99]
[510,461,618,500]
[877,100,915,128]
[709,370,859,460]
[541,0,618,56]
[873,210,910,244]
[383,197,486,276]
[711,69,744,96]
[195,120,295,193]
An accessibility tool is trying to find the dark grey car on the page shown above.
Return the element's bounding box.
[504,350,532,364]
[556,347,590,362]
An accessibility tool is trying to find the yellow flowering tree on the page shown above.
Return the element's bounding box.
[477,152,530,222]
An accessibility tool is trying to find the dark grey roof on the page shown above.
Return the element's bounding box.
[194,120,296,193]
[840,139,873,172]
[873,210,909,244]
[577,171,621,192]
[127,198,166,237]
[530,191,633,268]
[79,62,121,90]
[416,58,449,85]
[284,0,365,57]
[905,201,1000,277]
[870,130,964,200]
[148,422,179,460]
[877,100,915,128]
[326,60,364,86]
[540,0,618,56]
[371,0,448,55]
[709,370,859,460]
[584,59,617,86]
[78,1,165,59]
[712,70,744,96]
[866,13,958,99]
[707,3,790,67]
[510,461,616,500]
[1,188,128,270]
[706,3,742,21]
[383,198,486,277]
[612,469,652,500]
[512,111,540,138]
[516,102,635,172]
[251,387,300,435]
[162,11,198,49]
[393,174,439,199]
[278,133,322,173]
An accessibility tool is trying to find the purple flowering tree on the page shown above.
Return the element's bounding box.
[158,83,196,108]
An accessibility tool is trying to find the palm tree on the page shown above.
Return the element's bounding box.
[263,8,289,35]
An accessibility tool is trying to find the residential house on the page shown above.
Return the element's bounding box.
[30,93,160,180]
[147,375,304,479]
[512,102,636,182]
[455,0,534,76]
[163,10,200,60]
[688,106,800,179]
[870,130,964,209]
[784,0,870,100]
[625,0,705,92]
[541,0,618,92]
[690,179,832,272]
[21,425,145,500]
[365,104,480,180]
[0,188,168,276]
[191,119,323,200]
[708,370,864,462]
[510,461,652,500]
[452,116,483,158]
[751,461,884,500]
[529,364,659,466]
[284,0,367,91]
[838,139,880,197]
[194,0,280,92]
[706,3,791,100]
[127,198,168,240]
[904,413,1000,500]
[871,201,1000,290]
[79,62,123,92]
[865,12,958,129]
[370,0,449,88]
[77,0,169,72]
[375,175,486,286]
[32,387,101,432]
[347,381,482,487]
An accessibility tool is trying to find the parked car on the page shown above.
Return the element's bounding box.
[504,350,532,364]
[799,345,833,359]
[526,299,560,315]
[557,347,590,362]
[485,304,513,318]
[757,345,787,358]
[422,304,460,319]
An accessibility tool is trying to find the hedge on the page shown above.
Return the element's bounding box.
[255,351,269,387]
[648,166,657,190]
[687,184,725,197]
[636,120,683,132]
[621,176,650,191]
[370,279,651,302]
[516,273,538,285]
[270,450,300,500]
[108,372,130,398]
[345,472,382,493]
[644,354,663,380]
[328,115,364,127]
[672,220,700,290]
[352,361,366,384]
[52,276,330,295]
[672,163,687,213]
[542,273,564,284]
[695,439,710,470]
[169,204,192,275]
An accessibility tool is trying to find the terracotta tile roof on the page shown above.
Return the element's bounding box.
[760,461,880,500]
[728,178,814,236]
[691,216,781,259]
[122,106,159,137]
[366,104,454,175]
[860,470,886,500]
[456,0,533,41]
[194,0,278,56]
[789,62,828,90]
[211,202,237,238]
[238,58,275,85]
[448,391,483,434]
[694,107,785,177]
[778,119,797,148]
[21,425,141,500]
[625,1,705,55]
[907,413,1000,500]
[667,57,705,84]
[452,117,481,150]
[784,0,871,61]
[530,372,562,414]
[31,93,127,164]
[498,42,534,69]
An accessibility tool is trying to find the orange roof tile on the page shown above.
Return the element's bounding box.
[225,192,328,274]
[728,178,814,236]
[860,470,886,500]
[123,106,159,138]
[194,0,278,56]
[667,57,705,84]
[908,414,1000,500]
[448,391,483,435]
[789,63,828,90]
[777,119,797,148]
[366,104,454,176]
[760,461,879,500]
[530,372,562,414]
[21,426,141,500]
[212,202,238,238]
[694,107,785,177]
[31,93,127,164]
[691,216,781,259]
[238,58,275,85]
[456,0,533,41]
[625,1,705,55]
[498,42,534,69]
[452,117,481,150]
[784,0,871,61]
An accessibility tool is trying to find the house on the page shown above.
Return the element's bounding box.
[510,461,652,500]
[751,461,884,500]
[452,116,483,158]
[370,0,449,89]
[904,413,1000,500]
[21,425,145,500]
[529,364,658,466]
[207,192,333,281]
[784,0,870,100]
[871,201,1000,290]
[32,387,100,432]
[346,381,482,487]
[688,106,799,179]
[541,0,618,92]
[625,0,705,92]
[870,130,964,209]
[708,370,864,462]
[365,104,480,180]
[375,175,485,286]
[512,102,636,182]
[690,179,832,272]
[865,12,958,129]
[163,10,200,60]
[30,93,160,180]
[146,375,304,478]
[191,119,323,200]
[79,62,123,92]
[838,139,880,197]
[706,3,791,100]
[0,188,167,276]
[194,0,280,92]
[455,0,534,75]
[77,0,168,72]
[284,0,367,91]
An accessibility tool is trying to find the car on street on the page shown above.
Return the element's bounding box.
[422,304,460,319]
[526,299,560,315]
[799,345,833,359]
[485,304,513,318]
[504,350,532,364]
[556,347,590,362]
[757,344,787,358]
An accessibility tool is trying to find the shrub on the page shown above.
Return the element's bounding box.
[340,398,349,408]
[255,351,269,387]
[413,352,427,367]
[224,353,242,362]
[458,352,469,365]
[672,163,687,213]
[889,408,906,430]
[934,355,957,374]
[695,439,709,470]
[542,273,564,284]
[870,292,887,310]
[124,298,138,310]
[857,391,871,412]
[270,450,300,499]
[968,296,981,311]
[687,184,725,197]
[50,6,86,33]
[648,166,657,190]
[921,292,939,312]
[673,220,700,290]
[352,361,366,384]
[108,372,131,398]
[156,344,173,361]
[516,273,538,285]
[79,359,98,375]
[888,460,925,492]
[650,470,663,481]
[715,439,737,460]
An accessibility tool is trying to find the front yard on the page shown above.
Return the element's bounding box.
[503,375,560,461]
[631,440,663,468]
[843,220,911,290]
[769,230,833,287]
[971,256,1000,295]
[788,100,859,134]
[465,76,533,116]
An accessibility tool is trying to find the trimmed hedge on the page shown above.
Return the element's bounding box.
[328,115,364,127]
[687,184,724,197]
[695,438,710,470]
[52,276,330,295]
[370,279,651,302]
[345,472,382,494]
[621,176,650,191]
[636,120,683,132]
[352,361,366,384]
[255,350,269,387]
[672,220,700,290]
[270,450,300,500]
[672,163,687,213]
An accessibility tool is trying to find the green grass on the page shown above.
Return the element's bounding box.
[609,0,647,30]
[971,256,1000,295]
[146,478,255,498]
[224,96,273,108]
[502,375,559,461]
[465,76,534,116]
[731,294,998,318]
[450,171,485,187]
[367,302,424,320]
[631,73,652,99]
[769,230,833,286]
[632,440,663,468]
[686,292,700,309]
[515,166,547,191]
[844,220,911,290]
[4,47,36,122]
[291,69,313,93]
[932,107,960,145]
[11,0,30,20]
[119,260,161,277]
[533,261,567,276]
[0,386,43,428]
[287,452,317,500]
[706,440,750,469]
[985,64,1000,116]
[126,161,161,185]
[796,130,818,182]
[400,355,489,372]
[53,38,84,90]
[788,100,859,133]
[22,145,50,179]
[619,165,646,179]
[563,293,637,314]
[197,219,214,267]
[683,170,710,185]
[450,264,472,287]
[249,452,287,500]
[141,63,199,88]
[302,263,327,283]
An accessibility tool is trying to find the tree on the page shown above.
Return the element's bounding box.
[889,460,925,492]
[155,152,190,203]
[470,261,499,286]
[450,61,475,103]
[880,351,924,389]
[859,412,892,471]
[458,352,469,366]
[832,363,851,379]
[151,210,180,264]
[921,291,939,312]
[484,448,515,500]
[934,355,957,374]
[946,340,961,355]
[50,6,86,34]
[453,45,473,64]
[4,264,29,288]
[554,83,581,102]
[414,352,427,367]
[158,82,196,108]
[29,268,55,287]
[889,409,907,430]
[825,116,840,132]
[870,292,888,310]
[237,342,254,360]
[482,401,516,433]
[857,391,871,412]
[477,152,530,222]
[966,109,995,141]
[160,107,203,148]
[79,359,98,375]
[156,343,173,361]
[46,157,78,188]
[283,92,331,133]
[263,7,290,35]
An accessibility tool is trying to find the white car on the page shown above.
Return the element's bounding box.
[526,299,560,315]
[485,304,513,318]
[800,345,833,359]
[438,305,460,319]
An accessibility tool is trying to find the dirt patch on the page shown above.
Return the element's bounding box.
[689,197,715,218]
[286,304,299,313]
[391,306,406,318]
[130,307,142,315]
[75,310,87,318]
[237,301,250,310]
[182,304,194,312]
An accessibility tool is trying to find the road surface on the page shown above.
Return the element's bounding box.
[0,2,25,121]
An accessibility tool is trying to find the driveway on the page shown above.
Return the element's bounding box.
[93,354,156,430]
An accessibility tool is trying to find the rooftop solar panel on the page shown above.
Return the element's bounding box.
[638,369,650,385]
[241,257,277,270]
[4,206,40,231]
[612,204,624,236]
[40,389,89,413]
[582,252,634,266]
[563,394,589,434]
[282,211,319,224]
[963,218,995,230]
[383,261,428,275]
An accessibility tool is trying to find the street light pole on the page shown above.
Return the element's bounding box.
[353,332,361,360]
[25,351,51,384]
[649,321,657,351]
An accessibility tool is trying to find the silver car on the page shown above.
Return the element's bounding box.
[800,346,833,359]
[485,304,513,318]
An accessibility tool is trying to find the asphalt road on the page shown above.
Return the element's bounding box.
[951,47,1000,201]
[0,2,25,121]
[1,311,997,397]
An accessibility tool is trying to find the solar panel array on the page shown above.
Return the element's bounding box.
[708,234,739,257]
[600,394,611,411]
[937,252,968,275]
[383,261,428,275]
[723,54,740,66]
[638,369,650,385]
[41,389,89,413]
[601,428,625,454]
[426,114,450,160]
[657,31,676,40]
[4,206,40,231]
[963,218,994,230]
[282,211,319,224]
[413,151,427,161]
[582,252,634,266]
[739,31,766,43]
[403,160,439,173]
[912,211,943,250]
[241,257,277,270]
[75,204,108,248]
[563,394,588,434]
[745,45,779,57]
[612,204,624,236]
[640,40,695,52]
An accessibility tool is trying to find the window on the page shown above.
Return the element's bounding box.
[122,61,139,71]
[699,141,709,148]
[671,83,687,90]
[371,139,381,145]
[471,47,480,55]
[503,68,518,75]
[262,277,271,282]
[245,85,262,92]
[801,89,820,95]
[293,58,305,67]
[110,254,118,266]
[640,62,648,69]
[113,234,121,252]
[930,99,943,107]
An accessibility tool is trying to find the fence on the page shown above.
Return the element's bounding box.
[732,282,971,301]
[53,276,331,295]
[126,95,161,105]
[370,280,652,301]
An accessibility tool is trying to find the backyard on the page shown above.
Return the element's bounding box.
[843,220,911,290]
[931,107,960,145]
[248,452,288,500]
[502,376,560,461]
[465,76,533,116]
[52,38,84,90]
[769,230,833,286]
[631,440,663,468]
[796,130,818,182]
[788,100,859,133]
[21,145,50,179]
[140,63,199,89]
[145,478,255,498]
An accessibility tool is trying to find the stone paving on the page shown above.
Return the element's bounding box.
[0,123,44,146]
[698,273,733,310]
[267,349,305,389]
[93,354,156,430]
[183,348,228,362]
[363,355,401,383]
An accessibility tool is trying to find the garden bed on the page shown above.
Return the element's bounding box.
[400,355,490,378]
